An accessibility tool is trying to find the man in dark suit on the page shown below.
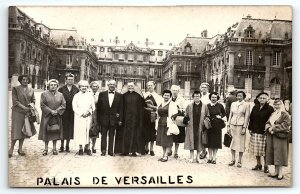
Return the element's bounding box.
[97,80,123,156]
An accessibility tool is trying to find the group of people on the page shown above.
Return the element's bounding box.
[9,73,291,180]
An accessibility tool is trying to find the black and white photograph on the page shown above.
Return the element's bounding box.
[7,5,292,187]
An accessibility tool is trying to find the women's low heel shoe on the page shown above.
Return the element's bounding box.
[53,150,58,155]
[228,161,235,166]
[237,162,242,168]
[212,160,216,164]
[277,175,284,180]
[161,156,168,162]
[17,150,26,156]
[252,164,262,170]
[42,150,48,156]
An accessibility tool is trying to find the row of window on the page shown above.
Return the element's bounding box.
[101,64,162,77]
[98,47,164,56]
[243,50,281,66]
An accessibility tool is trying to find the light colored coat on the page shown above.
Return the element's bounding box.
[72,91,95,145]
[228,100,250,127]
[184,102,209,151]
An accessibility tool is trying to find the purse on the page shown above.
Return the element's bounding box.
[201,130,208,145]
[89,116,100,137]
[223,132,232,147]
[150,112,157,123]
[203,117,212,130]
[175,116,187,127]
[47,116,60,133]
[22,116,36,137]
[274,131,290,139]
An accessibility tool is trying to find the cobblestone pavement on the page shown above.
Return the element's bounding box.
[8,92,292,187]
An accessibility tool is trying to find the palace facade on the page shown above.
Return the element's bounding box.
[8,7,292,100]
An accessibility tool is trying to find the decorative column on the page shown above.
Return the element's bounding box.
[80,58,85,80]
[29,64,35,88]
[35,65,40,89]
[264,53,271,96]
[227,52,235,92]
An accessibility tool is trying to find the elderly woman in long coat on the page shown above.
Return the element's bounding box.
[72,80,95,156]
[38,79,66,156]
[184,91,210,163]
[265,98,291,180]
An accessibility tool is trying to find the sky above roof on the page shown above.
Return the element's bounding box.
[18,5,292,46]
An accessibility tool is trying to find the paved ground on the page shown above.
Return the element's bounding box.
[8,91,292,187]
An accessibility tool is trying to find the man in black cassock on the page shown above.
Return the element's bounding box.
[120,82,146,156]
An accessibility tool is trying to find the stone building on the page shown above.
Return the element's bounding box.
[92,37,171,93]
[8,6,98,89]
[162,31,210,98]
[200,15,292,100]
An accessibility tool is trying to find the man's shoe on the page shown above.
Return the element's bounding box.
[59,147,64,153]
[101,152,106,156]
[150,151,155,156]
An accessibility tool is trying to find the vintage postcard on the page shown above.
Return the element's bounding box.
[8,5,292,187]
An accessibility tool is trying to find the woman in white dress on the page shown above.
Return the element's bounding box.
[72,80,95,156]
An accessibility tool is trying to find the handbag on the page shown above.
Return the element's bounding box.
[213,117,226,129]
[201,130,208,145]
[47,116,60,133]
[223,132,232,147]
[175,116,187,127]
[274,131,290,139]
[150,112,157,123]
[22,116,36,137]
[89,116,100,137]
[203,117,212,130]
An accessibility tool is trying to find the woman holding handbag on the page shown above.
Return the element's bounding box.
[9,75,36,158]
[38,79,66,156]
[206,92,226,164]
[184,91,210,163]
[227,91,250,168]
[265,98,291,180]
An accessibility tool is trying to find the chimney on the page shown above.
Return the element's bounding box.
[201,30,208,38]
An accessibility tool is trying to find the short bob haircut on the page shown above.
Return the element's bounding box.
[48,79,59,87]
[192,90,201,98]
[162,89,172,97]
[18,74,31,84]
[147,81,155,86]
[90,81,99,88]
[209,92,220,100]
[236,91,247,99]
[78,80,89,88]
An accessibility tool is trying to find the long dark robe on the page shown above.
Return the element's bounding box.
[144,95,157,143]
[121,91,146,154]
[58,85,79,139]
